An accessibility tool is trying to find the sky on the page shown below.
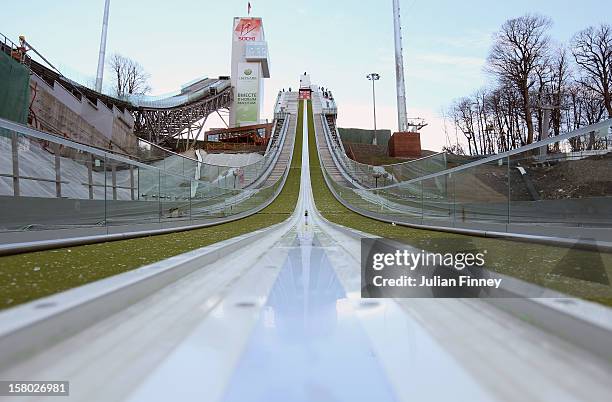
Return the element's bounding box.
[2,0,609,151]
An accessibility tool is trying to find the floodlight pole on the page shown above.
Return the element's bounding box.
[95,0,111,92]
[392,0,408,132]
[367,73,380,145]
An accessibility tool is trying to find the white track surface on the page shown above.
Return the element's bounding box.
[2,103,612,402]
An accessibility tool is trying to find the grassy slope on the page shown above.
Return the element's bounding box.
[307,101,612,306]
[0,101,304,310]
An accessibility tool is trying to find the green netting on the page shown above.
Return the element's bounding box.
[0,50,30,124]
[338,128,391,147]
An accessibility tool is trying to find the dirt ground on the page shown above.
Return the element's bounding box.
[527,153,612,199]
[449,153,611,202]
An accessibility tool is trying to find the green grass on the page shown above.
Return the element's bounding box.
[307,101,612,307]
[0,101,305,310]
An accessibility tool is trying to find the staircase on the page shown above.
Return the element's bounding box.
[263,92,299,186]
[313,112,353,187]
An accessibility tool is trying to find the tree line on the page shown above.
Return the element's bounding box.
[446,15,611,156]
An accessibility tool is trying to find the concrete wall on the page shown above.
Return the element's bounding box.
[29,74,137,154]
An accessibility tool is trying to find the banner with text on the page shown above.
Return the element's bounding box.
[236,62,259,125]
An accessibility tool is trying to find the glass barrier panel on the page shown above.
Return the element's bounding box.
[159,172,191,222]
[381,181,422,218]
[162,153,185,178]
[319,120,611,240]
[509,127,612,227]
[421,174,452,225]
[58,149,92,200]
[191,182,232,219]
[0,115,294,234]
[138,165,160,205]
[183,158,198,182]
[104,160,132,201]
[104,160,152,226]
[17,134,58,198]
[449,157,509,226]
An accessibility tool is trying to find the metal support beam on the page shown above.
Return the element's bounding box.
[11,133,19,197]
[87,155,94,200]
[129,165,135,200]
[111,163,117,200]
[216,109,229,128]
[131,88,232,148]
[53,142,61,198]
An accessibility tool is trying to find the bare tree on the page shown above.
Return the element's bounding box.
[451,97,478,155]
[487,14,552,144]
[550,47,571,136]
[108,53,151,98]
[449,17,609,157]
[571,24,612,118]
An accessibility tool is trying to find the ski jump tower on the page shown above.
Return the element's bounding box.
[229,17,271,127]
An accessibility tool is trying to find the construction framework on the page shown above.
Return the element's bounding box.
[132,87,233,148]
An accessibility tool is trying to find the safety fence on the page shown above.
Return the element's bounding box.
[0,118,290,232]
[319,117,612,241]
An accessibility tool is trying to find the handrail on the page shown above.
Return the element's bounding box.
[0,33,20,53]
[0,117,266,193]
[317,97,611,191]
[0,114,296,238]
[1,115,288,191]
[370,118,612,190]
[1,117,153,170]
[364,150,445,168]
[317,122,612,246]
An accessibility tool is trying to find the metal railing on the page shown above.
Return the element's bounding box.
[0,117,291,232]
[319,118,612,240]
[61,69,231,110]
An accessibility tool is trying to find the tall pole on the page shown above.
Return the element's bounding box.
[392,0,408,132]
[95,0,111,93]
[372,78,377,144]
[367,73,380,145]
